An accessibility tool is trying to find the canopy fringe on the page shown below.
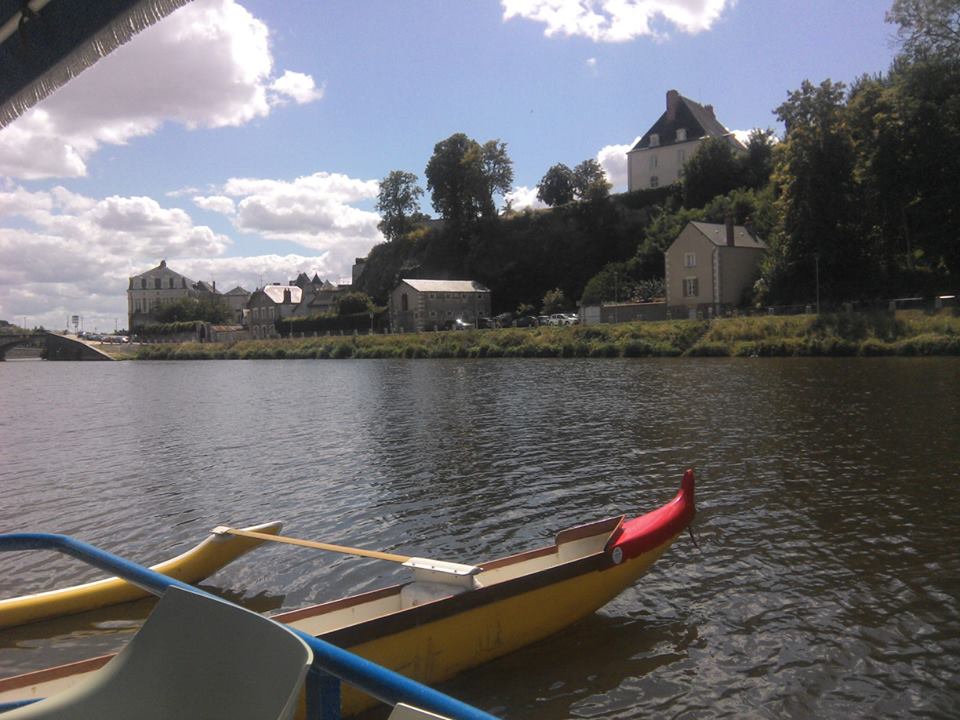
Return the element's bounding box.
[0,0,193,129]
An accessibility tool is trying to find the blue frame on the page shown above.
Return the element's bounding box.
[0,533,499,720]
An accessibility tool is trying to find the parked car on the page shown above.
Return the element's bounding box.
[564,313,580,325]
[548,314,568,326]
[440,318,472,331]
[514,315,537,327]
[493,312,514,328]
[477,317,494,329]
[537,315,550,327]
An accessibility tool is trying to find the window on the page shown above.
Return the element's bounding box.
[683,277,699,298]
[252,307,259,320]
[650,176,659,188]
[154,278,161,289]
[141,278,146,289]
[135,300,141,312]
[401,293,409,311]
[429,310,436,318]
[678,149,686,165]
[649,133,659,147]
[168,278,174,289]
[684,252,696,268]
[676,128,687,142]
[181,278,186,288]
[649,155,658,169]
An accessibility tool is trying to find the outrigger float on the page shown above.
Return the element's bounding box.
[0,470,696,718]
[0,522,283,630]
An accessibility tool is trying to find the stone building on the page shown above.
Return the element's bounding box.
[627,89,745,192]
[127,260,220,331]
[389,279,491,333]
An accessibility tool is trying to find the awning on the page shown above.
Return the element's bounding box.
[0,0,192,128]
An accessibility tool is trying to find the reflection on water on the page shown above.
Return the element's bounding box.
[1,357,958,718]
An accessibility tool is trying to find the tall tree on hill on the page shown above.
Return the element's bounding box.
[768,79,858,302]
[887,0,960,60]
[681,137,744,209]
[537,164,576,206]
[572,159,611,201]
[376,170,425,242]
[425,133,514,233]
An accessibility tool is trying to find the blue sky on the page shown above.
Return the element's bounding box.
[1,0,899,331]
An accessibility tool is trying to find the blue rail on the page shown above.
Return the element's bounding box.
[0,532,498,720]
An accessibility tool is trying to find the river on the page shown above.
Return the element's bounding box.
[0,357,958,718]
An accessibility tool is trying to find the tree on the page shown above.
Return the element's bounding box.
[572,159,611,201]
[536,164,575,206]
[681,137,744,208]
[541,287,569,314]
[768,79,858,303]
[376,171,425,242]
[337,292,374,315]
[152,296,230,324]
[741,129,777,190]
[887,0,960,60]
[424,133,514,231]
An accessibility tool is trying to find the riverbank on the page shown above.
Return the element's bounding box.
[119,310,959,361]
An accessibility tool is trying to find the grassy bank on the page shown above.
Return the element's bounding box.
[126,310,960,361]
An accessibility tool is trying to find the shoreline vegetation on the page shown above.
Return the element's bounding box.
[120,311,960,361]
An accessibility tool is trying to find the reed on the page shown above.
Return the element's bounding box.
[129,310,960,360]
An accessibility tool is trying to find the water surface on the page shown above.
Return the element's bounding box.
[1,358,958,718]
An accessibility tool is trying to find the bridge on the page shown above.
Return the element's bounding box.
[0,332,114,361]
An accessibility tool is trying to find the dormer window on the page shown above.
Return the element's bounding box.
[649,133,659,147]
[676,128,687,142]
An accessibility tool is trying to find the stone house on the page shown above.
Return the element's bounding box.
[246,284,303,339]
[627,90,745,192]
[290,274,342,318]
[127,260,220,331]
[665,220,767,317]
[389,279,491,333]
[221,286,251,324]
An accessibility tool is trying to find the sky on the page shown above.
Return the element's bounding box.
[0,0,901,332]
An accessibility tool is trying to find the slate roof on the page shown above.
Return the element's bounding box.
[631,90,743,152]
[689,222,767,249]
[402,279,490,293]
[224,286,250,296]
[260,285,303,304]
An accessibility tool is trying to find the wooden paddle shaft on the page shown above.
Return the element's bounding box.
[216,527,411,564]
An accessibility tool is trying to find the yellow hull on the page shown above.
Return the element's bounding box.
[0,522,282,629]
[331,536,674,716]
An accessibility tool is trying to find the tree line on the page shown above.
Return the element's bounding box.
[360,0,959,314]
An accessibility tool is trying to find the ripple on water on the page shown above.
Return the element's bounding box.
[1,357,958,719]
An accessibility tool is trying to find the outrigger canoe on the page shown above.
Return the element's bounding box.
[0,521,282,629]
[0,471,696,717]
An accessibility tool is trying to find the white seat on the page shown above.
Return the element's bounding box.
[4,586,313,720]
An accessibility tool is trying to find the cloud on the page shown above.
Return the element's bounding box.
[502,0,734,42]
[596,137,639,191]
[193,195,237,215]
[207,171,383,269]
[0,0,323,180]
[0,185,232,330]
[270,72,325,105]
[505,185,547,211]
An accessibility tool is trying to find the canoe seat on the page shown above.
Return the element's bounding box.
[2,586,313,720]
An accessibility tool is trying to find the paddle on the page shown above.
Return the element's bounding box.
[213,526,481,582]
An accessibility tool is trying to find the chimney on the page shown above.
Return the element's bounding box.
[725,214,735,247]
[704,104,715,119]
[283,288,291,304]
[160,259,166,268]
[666,89,680,120]
[212,280,216,292]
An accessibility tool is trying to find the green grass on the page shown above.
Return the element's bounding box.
[132,310,960,361]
